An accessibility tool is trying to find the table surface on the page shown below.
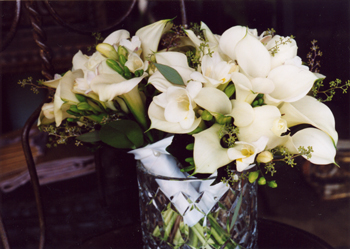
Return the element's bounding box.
[72,218,334,249]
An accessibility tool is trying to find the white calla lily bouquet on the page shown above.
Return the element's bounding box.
[25,18,348,248]
[34,19,340,178]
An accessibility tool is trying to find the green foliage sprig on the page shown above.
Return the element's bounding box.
[268,35,295,56]
[87,32,104,52]
[312,78,350,102]
[18,77,52,95]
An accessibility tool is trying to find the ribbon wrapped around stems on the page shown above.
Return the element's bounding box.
[129,136,229,227]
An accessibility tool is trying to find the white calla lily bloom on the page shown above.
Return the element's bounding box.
[193,124,268,173]
[279,95,338,146]
[52,70,83,126]
[185,22,220,55]
[231,64,318,105]
[285,128,336,165]
[265,35,298,69]
[136,19,173,60]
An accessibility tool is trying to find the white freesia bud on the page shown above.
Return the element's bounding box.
[256,151,273,163]
[42,102,55,120]
[271,118,288,136]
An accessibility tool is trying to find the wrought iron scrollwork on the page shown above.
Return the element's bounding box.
[43,0,137,35]
[0,0,21,52]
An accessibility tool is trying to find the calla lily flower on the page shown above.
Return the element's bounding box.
[103,30,130,47]
[185,22,220,54]
[190,52,238,88]
[148,82,202,133]
[285,128,336,165]
[192,124,268,173]
[192,124,232,173]
[279,95,338,146]
[41,74,62,89]
[231,64,318,105]
[265,35,298,69]
[53,70,84,126]
[90,63,149,102]
[136,19,173,60]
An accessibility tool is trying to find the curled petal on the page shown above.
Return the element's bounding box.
[103,30,130,46]
[90,73,148,102]
[193,124,231,173]
[231,72,256,103]
[136,19,173,60]
[201,22,219,45]
[72,50,88,71]
[194,87,232,114]
[155,52,189,68]
[265,35,298,69]
[235,33,271,78]
[291,128,336,165]
[229,100,254,127]
[219,26,247,61]
[251,77,275,94]
[279,95,338,146]
[268,65,317,102]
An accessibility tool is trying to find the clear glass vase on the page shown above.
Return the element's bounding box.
[136,161,258,249]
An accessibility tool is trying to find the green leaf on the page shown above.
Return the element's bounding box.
[99,120,144,149]
[77,130,101,143]
[230,191,243,231]
[154,63,184,85]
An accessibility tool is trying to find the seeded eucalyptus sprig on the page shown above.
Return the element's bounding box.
[312,78,350,102]
[18,77,53,96]
[268,35,295,56]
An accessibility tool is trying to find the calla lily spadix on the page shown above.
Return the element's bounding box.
[192,124,269,173]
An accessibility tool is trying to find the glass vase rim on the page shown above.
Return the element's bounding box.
[136,160,217,181]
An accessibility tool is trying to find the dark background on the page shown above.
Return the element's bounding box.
[1,1,350,249]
